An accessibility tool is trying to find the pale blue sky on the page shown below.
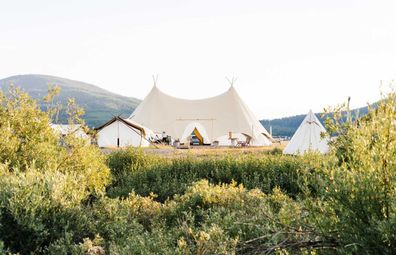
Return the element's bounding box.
[1,0,396,118]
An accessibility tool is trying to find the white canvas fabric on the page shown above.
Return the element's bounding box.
[50,124,90,140]
[283,110,329,155]
[215,133,250,146]
[96,117,153,148]
[129,86,272,146]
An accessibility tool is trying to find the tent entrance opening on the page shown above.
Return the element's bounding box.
[191,128,204,145]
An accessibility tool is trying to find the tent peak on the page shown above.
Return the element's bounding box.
[152,74,159,87]
[226,77,237,88]
[306,110,319,124]
[151,85,235,102]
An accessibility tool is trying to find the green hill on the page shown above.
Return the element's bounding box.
[0,74,141,127]
[261,106,370,138]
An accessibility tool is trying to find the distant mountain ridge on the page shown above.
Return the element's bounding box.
[0,74,141,127]
[261,105,370,138]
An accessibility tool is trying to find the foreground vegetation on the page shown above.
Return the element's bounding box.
[0,87,395,254]
[0,74,141,127]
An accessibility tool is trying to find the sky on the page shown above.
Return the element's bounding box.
[1,0,396,119]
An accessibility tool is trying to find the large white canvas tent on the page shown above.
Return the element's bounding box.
[283,110,329,155]
[129,85,272,146]
[95,117,154,148]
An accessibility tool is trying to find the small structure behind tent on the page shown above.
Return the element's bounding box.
[283,110,329,155]
[50,124,90,142]
[95,117,152,148]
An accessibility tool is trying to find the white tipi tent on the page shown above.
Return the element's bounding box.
[129,85,272,146]
[283,110,329,155]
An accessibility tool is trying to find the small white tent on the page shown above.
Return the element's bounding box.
[50,124,90,141]
[95,117,153,148]
[283,110,329,155]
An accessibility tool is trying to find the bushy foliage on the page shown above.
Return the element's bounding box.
[0,88,60,170]
[315,90,396,254]
[0,87,110,195]
[1,86,396,254]
[89,180,325,254]
[0,87,110,253]
[107,151,321,202]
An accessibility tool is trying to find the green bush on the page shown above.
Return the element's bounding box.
[313,90,396,254]
[1,85,396,254]
[106,152,320,202]
[0,88,110,254]
[0,88,60,171]
[164,180,333,254]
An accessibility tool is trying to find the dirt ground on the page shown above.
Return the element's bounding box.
[140,141,288,158]
[101,141,288,157]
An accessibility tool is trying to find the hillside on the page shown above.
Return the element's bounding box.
[0,74,141,127]
[261,105,370,137]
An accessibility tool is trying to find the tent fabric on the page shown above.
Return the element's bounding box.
[95,117,153,148]
[129,86,272,146]
[193,128,203,144]
[180,122,210,144]
[283,110,329,155]
[50,124,90,140]
[215,133,250,146]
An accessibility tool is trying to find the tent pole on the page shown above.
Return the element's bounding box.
[122,121,160,149]
[117,121,120,148]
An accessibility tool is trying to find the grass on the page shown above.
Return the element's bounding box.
[133,142,287,158]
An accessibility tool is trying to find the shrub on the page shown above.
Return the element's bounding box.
[2,85,396,254]
[0,166,93,253]
[164,180,330,254]
[0,88,60,171]
[313,91,396,254]
[106,152,320,202]
[0,88,110,254]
